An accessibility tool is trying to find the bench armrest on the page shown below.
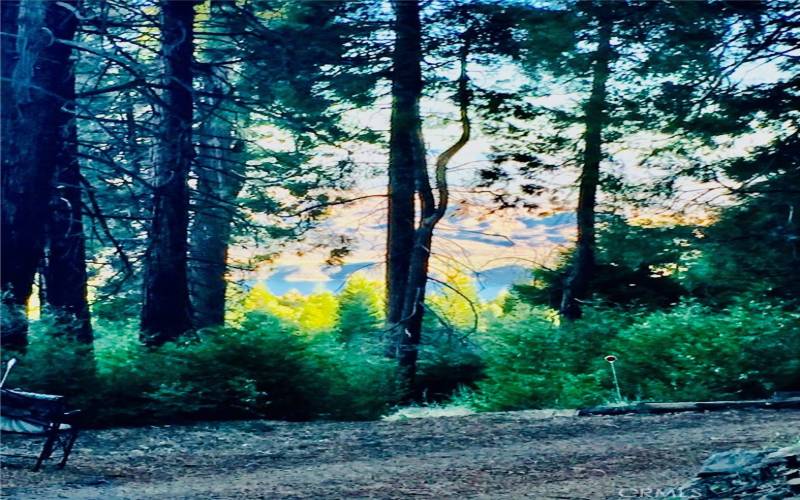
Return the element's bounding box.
[61,410,81,423]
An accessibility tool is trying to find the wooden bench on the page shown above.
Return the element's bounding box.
[0,360,80,471]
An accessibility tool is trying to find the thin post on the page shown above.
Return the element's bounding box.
[605,355,623,404]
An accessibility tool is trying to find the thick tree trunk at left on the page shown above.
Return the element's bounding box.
[43,1,91,343]
[560,18,612,320]
[1,0,80,347]
[141,0,196,345]
[45,160,92,343]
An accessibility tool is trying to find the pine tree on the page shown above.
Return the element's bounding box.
[482,0,746,318]
[1,0,83,346]
[140,0,197,345]
[337,274,383,341]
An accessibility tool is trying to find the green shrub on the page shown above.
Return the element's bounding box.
[464,299,800,411]
[467,306,606,411]
[134,313,316,422]
[613,299,800,401]
[2,316,99,409]
[306,335,398,420]
[6,296,796,424]
[3,311,398,426]
[415,335,484,402]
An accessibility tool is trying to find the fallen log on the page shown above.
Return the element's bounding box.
[577,396,800,416]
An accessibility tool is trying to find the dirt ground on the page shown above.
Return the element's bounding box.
[2,409,798,499]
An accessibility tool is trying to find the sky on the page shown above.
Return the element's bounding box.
[230,8,792,299]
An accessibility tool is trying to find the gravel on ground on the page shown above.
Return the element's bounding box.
[2,408,798,499]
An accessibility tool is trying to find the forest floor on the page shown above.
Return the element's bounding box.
[2,408,798,499]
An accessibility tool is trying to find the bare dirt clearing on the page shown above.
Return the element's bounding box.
[2,409,798,499]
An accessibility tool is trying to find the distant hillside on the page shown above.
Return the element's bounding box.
[254,207,575,300]
[263,262,532,300]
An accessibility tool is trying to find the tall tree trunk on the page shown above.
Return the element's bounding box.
[1,0,24,347]
[1,0,80,348]
[559,18,613,320]
[386,0,425,331]
[189,68,246,330]
[140,0,196,346]
[44,1,92,343]
[396,45,471,394]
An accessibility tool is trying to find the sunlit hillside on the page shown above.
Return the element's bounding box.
[242,196,575,298]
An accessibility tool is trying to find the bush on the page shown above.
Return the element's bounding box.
[463,299,800,411]
[612,299,800,401]
[2,311,399,426]
[137,313,317,422]
[306,335,398,420]
[466,306,607,411]
[415,334,484,402]
[6,295,795,424]
[2,316,100,411]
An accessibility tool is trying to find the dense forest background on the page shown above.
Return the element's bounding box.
[1,0,798,425]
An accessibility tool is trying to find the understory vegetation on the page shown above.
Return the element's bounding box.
[6,271,798,427]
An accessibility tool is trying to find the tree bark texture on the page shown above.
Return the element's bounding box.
[395,42,471,394]
[1,0,81,347]
[559,17,613,320]
[386,0,426,330]
[43,1,91,343]
[140,0,196,345]
[189,68,246,330]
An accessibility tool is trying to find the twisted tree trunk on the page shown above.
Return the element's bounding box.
[395,43,471,394]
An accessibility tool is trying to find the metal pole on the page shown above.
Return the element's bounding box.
[610,362,623,404]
